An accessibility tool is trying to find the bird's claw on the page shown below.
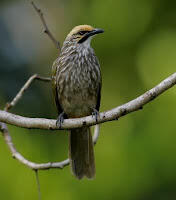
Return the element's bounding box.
[56,112,65,128]
[92,108,99,122]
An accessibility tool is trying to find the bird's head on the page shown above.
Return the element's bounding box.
[66,25,104,46]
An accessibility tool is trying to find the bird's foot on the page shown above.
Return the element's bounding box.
[92,108,99,122]
[56,112,65,128]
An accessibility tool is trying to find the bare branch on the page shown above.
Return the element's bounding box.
[1,72,176,130]
[5,74,51,111]
[31,1,61,50]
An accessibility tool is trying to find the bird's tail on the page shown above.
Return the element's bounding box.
[69,127,95,179]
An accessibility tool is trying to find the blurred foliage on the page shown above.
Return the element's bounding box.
[0,0,176,199]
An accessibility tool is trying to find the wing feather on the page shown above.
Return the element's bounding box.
[51,59,63,114]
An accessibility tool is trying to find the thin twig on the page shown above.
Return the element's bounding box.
[1,72,176,130]
[5,74,51,111]
[35,170,41,200]
[31,1,61,51]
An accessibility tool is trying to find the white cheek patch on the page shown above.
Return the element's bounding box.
[82,37,92,48]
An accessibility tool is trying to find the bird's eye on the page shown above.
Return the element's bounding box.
[78,31,87,35]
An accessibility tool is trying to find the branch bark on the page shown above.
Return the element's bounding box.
[1,72,176,130]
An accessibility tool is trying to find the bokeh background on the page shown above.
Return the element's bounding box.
[0,0,176,199]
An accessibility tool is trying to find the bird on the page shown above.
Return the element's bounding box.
[51,25,103,179]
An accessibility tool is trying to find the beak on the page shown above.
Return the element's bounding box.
[78,28,104,43]
[87,28,104,37]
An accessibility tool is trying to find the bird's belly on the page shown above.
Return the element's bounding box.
[62,91,97,118]
[60,86,97,118]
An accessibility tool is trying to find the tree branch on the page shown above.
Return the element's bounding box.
[30,1,61,51]
[1,72,176,130]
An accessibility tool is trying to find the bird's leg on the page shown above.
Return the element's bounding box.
[56,112,65,128]
[92,108,99,123]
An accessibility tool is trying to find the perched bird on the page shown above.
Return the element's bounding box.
[52,25,103,179]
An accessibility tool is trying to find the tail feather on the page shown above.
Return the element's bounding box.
[69,127,95,179]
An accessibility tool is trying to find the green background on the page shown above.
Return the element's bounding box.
[0,0,176,199]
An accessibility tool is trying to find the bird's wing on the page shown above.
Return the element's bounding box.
[51,59,63,114]
[96,77,102,112]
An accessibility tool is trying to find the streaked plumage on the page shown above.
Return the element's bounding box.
[52,25,103,179]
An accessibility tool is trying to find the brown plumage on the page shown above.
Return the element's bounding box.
[52,25,103,179]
